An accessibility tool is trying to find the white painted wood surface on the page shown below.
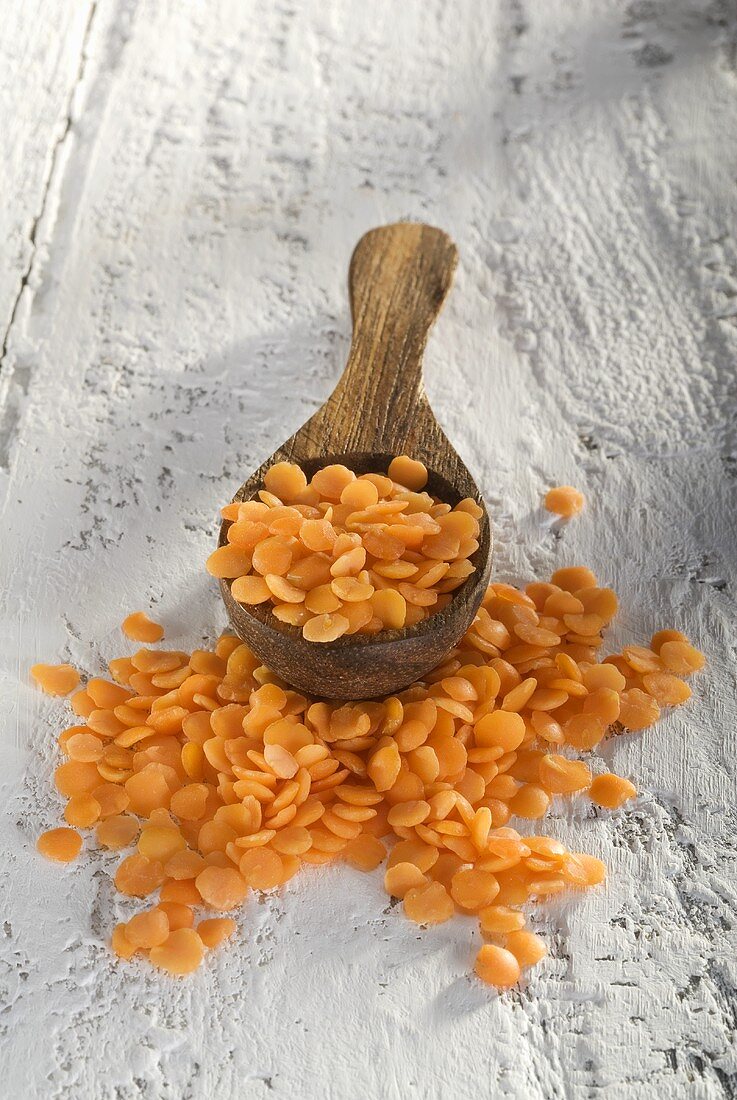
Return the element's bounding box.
[1,1,736,1096]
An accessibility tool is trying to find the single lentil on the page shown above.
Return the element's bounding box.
[544,486,586,518]
[31,663,80,696]
[474,944,521,988]
[589,773,637,809]
[121,612,165,643]
[37,827,82,863]
[198,917,237,948]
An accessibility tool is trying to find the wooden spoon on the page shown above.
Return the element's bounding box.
[219,222,492,699]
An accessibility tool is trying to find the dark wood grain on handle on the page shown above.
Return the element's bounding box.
[287,223,458,459]
[219,222,493,700]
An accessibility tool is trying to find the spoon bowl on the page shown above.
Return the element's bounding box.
[218,223,492,699]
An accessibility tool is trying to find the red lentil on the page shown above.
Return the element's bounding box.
[544,486,585,518]
[37,827,82,862]
[211,458,482,641]
[149,928,204,975]
[31,664,80,696]
[475,944,521,988]
[198,917,237,949]
[35,565,703,987]
[125,909,169,948]
[505,929,548,968]
[404,881,455,924]
[589,773,637,809]
[121,612,165,643]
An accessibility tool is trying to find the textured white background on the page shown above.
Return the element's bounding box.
[1,1,736,1097]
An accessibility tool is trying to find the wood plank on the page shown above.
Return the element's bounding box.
[1,1,735,1097]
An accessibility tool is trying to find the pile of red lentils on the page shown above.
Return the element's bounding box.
[33,560,704,986]
[207,456,481,641]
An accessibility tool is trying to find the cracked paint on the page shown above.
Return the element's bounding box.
[1,1,736,1097]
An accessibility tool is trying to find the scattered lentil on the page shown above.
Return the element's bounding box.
[31,664,80,696]
[475,944,521,988]
[544,486,585,518]
[37,827,82,863]
[589,773,637,809]
[197,917,237,949]
[35,566,703,987]
[121,612,165,643]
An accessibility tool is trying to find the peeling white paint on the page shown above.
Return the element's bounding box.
[1,1,736,1097]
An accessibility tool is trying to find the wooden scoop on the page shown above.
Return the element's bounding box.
[219,222,492,699]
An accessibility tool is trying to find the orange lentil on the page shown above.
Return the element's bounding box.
[641,672,692,706]
[507,784,551,820]
[404,881,454,925]
[138,826,186,863]
[165,849,206,880]
[501,677,538,712]
[115,854,165,897]
[479,905,526,934]
[475,711,526,751]
[125,908,170,948]
[583,687,621,725]
[474,944,521,988]
[271,825,312,855]
[551,566,597,591]
[384,862,427,898]
[111,924,138,960]
[544,486,585,517]
[589,773,637,809]
[155,901,194,931]
[170,783,209,820]
[66,733,104,762]
[505,929,548,968]
[198,917,237,949]
[264,461,308,500]
[302,613,350,642]
[342,834,386,871]
[577,587,618,622]
[622,645,661,674]
[217,459,480,641]
[367,743,401,791]
[582,663,625,692]
[122,612,165,643]
[196,866,248,910]
[618,689,660,731]
[70,689,96,717]
[650,628,687,653]
[37,827,82,863]
[238,848,284,890]
[539,755,592,794]
[96,813,139,849]
[31,663,80,696]
[563,714,607,750]
[149,928,204,975]
[388,839,439,873]
[659,640,705,675]
[55,760,101,797]
[36,560,702,984]
[160,879,202,905]
[64,794,101,828]
[451,868,500,910]
[574,853,607,885]
[230,576,272,604]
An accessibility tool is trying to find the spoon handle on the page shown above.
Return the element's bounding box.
[299,223,458,457]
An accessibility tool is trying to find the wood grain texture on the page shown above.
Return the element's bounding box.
[0,0,95,465]
[1,1,736,1098]
[295,223,458,455]
[220,223,492,698]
